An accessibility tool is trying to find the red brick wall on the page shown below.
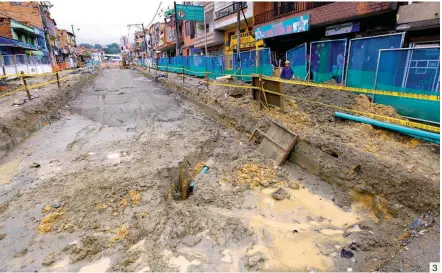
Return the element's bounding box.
[253,2,273,24]
[0,2,43,29]
[0,18,12,38]
[56,29,68,48]
[253,2,395,27]
[310,2,394,26]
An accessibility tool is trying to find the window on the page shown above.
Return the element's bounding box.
[10,2,21,5]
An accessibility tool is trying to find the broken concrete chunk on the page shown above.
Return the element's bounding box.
[288,181,301,190]
[42,253,56,266]
[259,180,270,187]
[181,235,202,247]
[247,252,265,268]
[272,188,290,200]
[13,248,28,258]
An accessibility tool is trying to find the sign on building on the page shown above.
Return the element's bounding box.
[254,14,309,40]
[326,22,360,36]
[228,31,263,50]
[175,4,204,22]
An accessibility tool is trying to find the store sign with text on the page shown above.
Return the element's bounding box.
[254,14,309,40]
[228,31,263,50]
[325,22,360,36]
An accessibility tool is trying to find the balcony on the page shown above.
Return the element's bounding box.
[215,2,247,20]
[254,2,330,25]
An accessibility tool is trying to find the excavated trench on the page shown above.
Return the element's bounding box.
[139,67,439,216]
[0,68,438,272]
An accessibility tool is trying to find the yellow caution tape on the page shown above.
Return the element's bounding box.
[261,87,440,133]
[0,75,72,99]
[0,73,21,79]
[139,66,439,132]
[261,76,440,102]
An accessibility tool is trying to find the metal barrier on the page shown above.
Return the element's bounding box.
[286,43,307,80]
[345,33,404,89]
[374,47,440,123]
[309,38,347,84]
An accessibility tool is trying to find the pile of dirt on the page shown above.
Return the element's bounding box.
[353,95,400,118]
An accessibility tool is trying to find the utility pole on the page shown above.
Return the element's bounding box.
[127,24,149,63]
[71,25,76,47]
[236,2,241,61]
[174,1,180,56]
[141,23,149,60]
[204,4,208,56]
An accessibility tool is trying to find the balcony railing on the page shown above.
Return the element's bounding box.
[215,2,247,20]
[254,2,330,25]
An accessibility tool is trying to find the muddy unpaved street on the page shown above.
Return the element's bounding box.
[0,68,437,272]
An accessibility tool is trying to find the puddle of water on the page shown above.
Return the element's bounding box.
[78,257,111,272]
[260,188,360,226]
[0,156,24,184]
[248,187,361,271]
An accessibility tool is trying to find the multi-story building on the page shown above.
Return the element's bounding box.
[38,1,57,67]
[252,2,400,62]
[0,1,57,74]
[120,36,128,49]
[157,16,184,57]
[396,2,440,47]
[213,1,263,55]
[56,28,76,69]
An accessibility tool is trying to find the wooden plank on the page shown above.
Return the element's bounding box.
[257,122,297,166]
[251,76,283,108]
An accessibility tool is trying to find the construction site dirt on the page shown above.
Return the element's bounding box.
[0,67,439,272]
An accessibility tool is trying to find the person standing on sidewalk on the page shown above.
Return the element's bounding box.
[280,60,294,80]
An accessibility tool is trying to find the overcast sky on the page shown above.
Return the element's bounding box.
[51,0,176,45]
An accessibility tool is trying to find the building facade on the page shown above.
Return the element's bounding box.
[253,2,399,64]
[0,1,58,75]
[56,28,76,69]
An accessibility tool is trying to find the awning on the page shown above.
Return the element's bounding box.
[0,36,15,47]
[0,36,39,50]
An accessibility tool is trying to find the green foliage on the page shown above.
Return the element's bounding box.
[94,44,102,49]
[104,43,120,54]
[79,43,93,49]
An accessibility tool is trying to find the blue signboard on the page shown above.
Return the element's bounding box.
[254,14,309,40]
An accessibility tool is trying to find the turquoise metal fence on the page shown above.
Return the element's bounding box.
[155,49,272,81]
[310,39,347,84]
[286,43,307,80]
[374,47,440,123]
[345,33,404,89]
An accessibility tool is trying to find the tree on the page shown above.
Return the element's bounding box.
[103,43,121,54]
[94,44,102,49]
[79,43,93,49]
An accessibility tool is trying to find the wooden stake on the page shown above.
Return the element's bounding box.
[56,71,60,88]
[21,71,31,101]
[205,71,209,90]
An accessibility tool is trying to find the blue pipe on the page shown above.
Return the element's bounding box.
[188,165,210,195]
[334,112,440,144]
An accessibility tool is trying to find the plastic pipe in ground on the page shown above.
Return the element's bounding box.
[334,112,440,144]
